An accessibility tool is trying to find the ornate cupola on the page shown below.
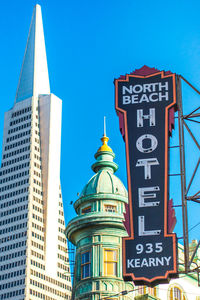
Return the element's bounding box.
[65,133,134,300]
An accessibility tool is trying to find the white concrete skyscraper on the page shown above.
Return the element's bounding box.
[0,5,72,300]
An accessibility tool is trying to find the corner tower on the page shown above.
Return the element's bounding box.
[0,5,71,299]
[65,134,134,299]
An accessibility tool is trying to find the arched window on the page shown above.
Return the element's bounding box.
[169,285,187,300]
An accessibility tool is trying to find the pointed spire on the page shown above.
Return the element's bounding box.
[15,5,50,103]
[97,117,113,153]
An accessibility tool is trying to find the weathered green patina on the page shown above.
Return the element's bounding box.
[65,135,134,300]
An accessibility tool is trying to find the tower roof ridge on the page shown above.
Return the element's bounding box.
[15,4,50,103]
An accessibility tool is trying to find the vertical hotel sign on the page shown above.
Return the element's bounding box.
[115,66,177,283]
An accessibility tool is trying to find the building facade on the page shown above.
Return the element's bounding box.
[65,134,134,299]
[66,136,200,300]
[0,5,71,300]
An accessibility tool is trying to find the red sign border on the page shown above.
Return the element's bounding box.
[115,71,177,283]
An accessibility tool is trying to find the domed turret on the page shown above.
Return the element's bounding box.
[65,132,134,300]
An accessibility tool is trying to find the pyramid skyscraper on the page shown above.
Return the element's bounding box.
[0,5,72,299]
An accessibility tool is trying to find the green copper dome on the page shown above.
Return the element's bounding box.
[80,169,127,198]
[79,135,128,198]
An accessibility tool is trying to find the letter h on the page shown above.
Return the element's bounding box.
[137,108,155,127]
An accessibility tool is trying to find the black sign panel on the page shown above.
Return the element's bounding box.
[115,70,177,283]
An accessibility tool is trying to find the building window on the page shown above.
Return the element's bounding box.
[104,205,117,212]
[82,206,91,214]
[137,286,147,295]
[169,286,187,300]
[81,251,91,279]
[149,286,157,297]
[104,249,117,276]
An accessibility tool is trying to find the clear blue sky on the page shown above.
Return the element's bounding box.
[1,0,200,243]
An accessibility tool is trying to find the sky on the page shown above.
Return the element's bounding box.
[0,0,200,245]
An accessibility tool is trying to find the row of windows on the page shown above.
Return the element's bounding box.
[10,113,31,126]
[0,222,27,235]
[0,186,29,200]
[0,288,25,299]
[0,258,26,271]
[81,248,118,279]
[32,222,44,232]
[0,249,26,262]
[0,204,28,217]
[1,153,30,167]
[0,179,29,192]
[58,218,65,225]
[6,129,31,143]
[8,121,31,134]
[57,271,67,281]
[58,227,64,234]
[0,278,25,290]
[4,137,30,151]
[32,231,44,241]
[57,253,68,263]
[3,145,30,159]
[0,195,28,208]
[35,145,40,152]
[0,170,29,184]
[58,235,66,244]
[34,170,41,178]
[0,230,27,243]
[0,213,28,226]
[0,268,25,281]
[31,269,70,288]
[34,153,41,161]
[33,195,43,205]
[33,187,43,195]
[33,179,42,187]
[31,240,44,251]
[30,279,69,298]
[34,162,41,169]
[33,204,43,214]
[82,204,117,214]
[57,262,69,272]
[31,250,44,260]
[31,259,45,270]
[32,213,43,223]
[0,162,29,176]
[11,107,31,118]
[58,244,67,253]
[0,240,26,253]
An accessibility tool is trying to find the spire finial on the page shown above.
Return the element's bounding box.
[97,118,113,153]
[104,116,106,137]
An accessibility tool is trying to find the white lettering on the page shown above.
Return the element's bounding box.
[123,85,132,95]
[164,256,171,265]
[155,257,164,266]
[123,96,131,104]
[132,85,143,93]
[138,216,161,236]
[149,257,156,267]
[159,92,168,101]
[141,258,148,268]
[139,94,149,103]
[131,94,139,103]
[143,84,152,93]
[137,108,156,127]
[127,259,134,268]
[136,134,158,153]
[149,93,158,102]
[159,81,168,91]
[136,158,159,180]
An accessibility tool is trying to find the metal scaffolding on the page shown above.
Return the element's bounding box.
[175,75,200,283]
